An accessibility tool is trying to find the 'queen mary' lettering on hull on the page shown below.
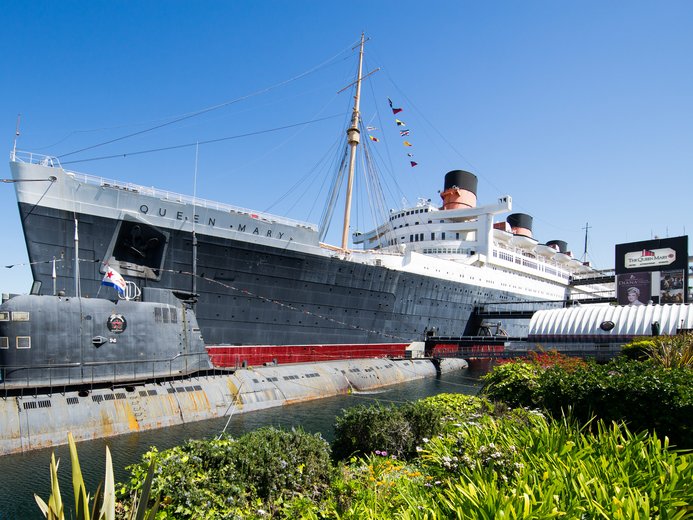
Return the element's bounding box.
[138,204,291,241]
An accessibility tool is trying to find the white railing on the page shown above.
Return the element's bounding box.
[11,149,317,231]
[10,150,61,168]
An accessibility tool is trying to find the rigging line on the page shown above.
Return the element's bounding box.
[384,71,579,237]
[236,90,341,197]
[57,44,357,160]
[382,69,481,179]
[60,114,343,165]
[359,119,392,235]
[262,138,339,213]
[170,268,414,342]
[365,59,401,200]
[20,177,57,225]
[4,257,66,269]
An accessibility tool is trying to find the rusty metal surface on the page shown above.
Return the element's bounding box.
[0,358,467,456]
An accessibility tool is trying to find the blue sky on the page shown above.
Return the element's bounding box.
[1,1,692,294]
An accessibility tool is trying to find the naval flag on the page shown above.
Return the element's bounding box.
[102,266,126,296]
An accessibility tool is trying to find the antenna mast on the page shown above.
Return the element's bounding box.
[582,222,591,262]
[340,33,366,252]
[12,114,20,160]
[192,142,199,310]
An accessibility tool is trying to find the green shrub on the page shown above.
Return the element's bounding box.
[418,414,693,519]
[119,427,332,519]
[621,338,655,361]
[419,393,494,423]
[327,405,693,519]
[332,403,416,461]
[331,396,478,462]
[646,334,693,368]
[482,356,693,449]
[540,358,693,448]
[480,360,542,407]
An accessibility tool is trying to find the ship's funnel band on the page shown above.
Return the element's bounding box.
[506,213,533,238]
[444,170,478,194]
[441,170,478,210]
[546,239,568,253]
[440,188,477,210]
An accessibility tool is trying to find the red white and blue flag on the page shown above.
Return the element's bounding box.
[102,266,126,296]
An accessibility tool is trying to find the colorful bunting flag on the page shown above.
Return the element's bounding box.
[388,98,403,115]
[388,97,419,169]
[368,135,379,142]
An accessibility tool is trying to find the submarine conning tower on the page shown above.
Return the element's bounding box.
[506,213,533,238]
[546,239,568,253]
[440,170,477,210]
[0,289,211,390]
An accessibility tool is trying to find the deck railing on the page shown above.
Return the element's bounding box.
[0,351,223,395]
[10,149,318,231]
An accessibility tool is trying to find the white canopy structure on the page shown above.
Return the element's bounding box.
[528,304,693,344]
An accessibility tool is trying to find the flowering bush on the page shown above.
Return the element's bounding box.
[111,394,692,519]
[332,400,447,461]
[118,427,332,519]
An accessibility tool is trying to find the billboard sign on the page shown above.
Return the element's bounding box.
[624,248,676,269]
[615,236,688,304]
[616,272,651,306]
[615,236,688,274]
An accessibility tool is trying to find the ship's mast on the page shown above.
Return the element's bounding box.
[340,33,366,252]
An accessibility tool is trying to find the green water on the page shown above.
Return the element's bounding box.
[0,364,486,519]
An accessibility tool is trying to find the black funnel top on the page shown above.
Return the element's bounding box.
[546,240,568,253]
[443,170,477,194]
[507,213,533,231]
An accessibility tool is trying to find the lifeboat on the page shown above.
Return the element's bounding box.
[510,234,538,249]
[493,227,513,242]
[553,251,572,264]
[534,243,558,257]
[567,258,583,270]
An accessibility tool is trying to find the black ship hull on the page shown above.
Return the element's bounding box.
[18,202,538,348]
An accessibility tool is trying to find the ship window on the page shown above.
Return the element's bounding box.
[0,337,8,349]
[441,232,446,240]
[170,309,177,323]
[420,233,424,241]
[0,312,8,321]
[12,312,29,321]
[431,233,435,240]
[16,336,31,349]
[162,307,170,323]
[155,307,162,323]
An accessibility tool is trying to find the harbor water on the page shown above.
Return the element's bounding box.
[0,363,487,519]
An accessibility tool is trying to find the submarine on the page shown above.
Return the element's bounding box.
[0,286,467,455]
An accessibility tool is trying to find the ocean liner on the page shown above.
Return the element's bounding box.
[6,35,600,366]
